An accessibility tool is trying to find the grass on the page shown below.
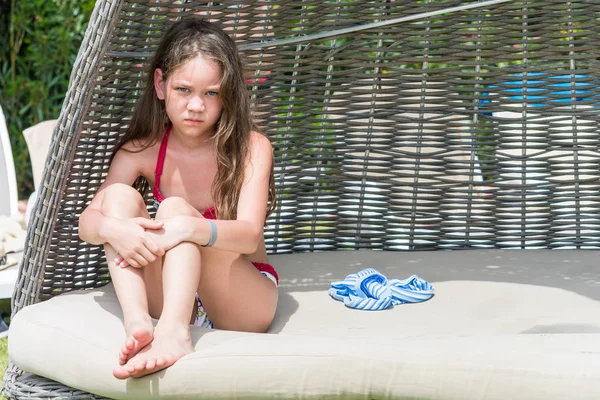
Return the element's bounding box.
[0,337,6,372]
[0,297,10,399]
[1,337,8,400]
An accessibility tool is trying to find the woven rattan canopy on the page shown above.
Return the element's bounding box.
[4,0,600,398]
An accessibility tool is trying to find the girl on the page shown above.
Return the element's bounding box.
[78,17,278,380]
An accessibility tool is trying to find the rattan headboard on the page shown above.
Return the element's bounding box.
[15,0,600,307]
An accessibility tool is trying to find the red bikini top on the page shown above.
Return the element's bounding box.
[152,126,216,220]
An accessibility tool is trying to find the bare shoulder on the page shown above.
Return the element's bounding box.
[113,138,160,180]
[249,130,273,159]
[242,131,272,182]
[120,137,160,154]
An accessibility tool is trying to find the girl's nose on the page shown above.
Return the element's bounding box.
[188,96,205,112]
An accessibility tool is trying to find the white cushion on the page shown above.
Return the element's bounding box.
[9,250,600,399]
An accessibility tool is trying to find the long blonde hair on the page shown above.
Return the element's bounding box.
[115,17,276,220]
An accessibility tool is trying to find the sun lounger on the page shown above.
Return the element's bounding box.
[4,1,600,399]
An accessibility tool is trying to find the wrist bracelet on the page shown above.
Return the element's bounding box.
[203,219,217,247]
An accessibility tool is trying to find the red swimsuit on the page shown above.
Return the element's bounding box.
[152,127,278,284]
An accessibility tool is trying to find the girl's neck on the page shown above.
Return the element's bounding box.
[168,126,214,152]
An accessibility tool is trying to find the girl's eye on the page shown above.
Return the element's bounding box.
[207,91,218,97]
[176,87,189,93]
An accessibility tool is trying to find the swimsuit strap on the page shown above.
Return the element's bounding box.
[202,206,217,220]
[153,126,171,203]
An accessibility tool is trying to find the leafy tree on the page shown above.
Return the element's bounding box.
[0,0,95,199]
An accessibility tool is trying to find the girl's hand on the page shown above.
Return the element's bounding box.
[115,216,194,268]
[146,215,194,251]
[104,217,165,269]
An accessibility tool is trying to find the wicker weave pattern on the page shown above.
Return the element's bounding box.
[5,0,600,398]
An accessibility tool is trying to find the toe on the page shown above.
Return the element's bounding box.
[126,363,137,374]
[131,363,148,378]
[119,341,134,364]
[113,366,130,380]
[134,360,146,373]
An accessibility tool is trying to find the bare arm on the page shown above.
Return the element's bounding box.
[78,145,161,246]
[183,133,272,254]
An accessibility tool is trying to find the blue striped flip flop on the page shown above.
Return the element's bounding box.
[329,268,434,311]
[388,275,435,305]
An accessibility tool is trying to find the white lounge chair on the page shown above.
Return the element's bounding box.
[22,120,57,225]
[0,105,18,218]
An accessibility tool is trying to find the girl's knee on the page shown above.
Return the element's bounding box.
[101,183,146,214]
[102,183,142,199]
[155,196,196,218]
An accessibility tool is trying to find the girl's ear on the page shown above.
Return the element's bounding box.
[154,68,166,100]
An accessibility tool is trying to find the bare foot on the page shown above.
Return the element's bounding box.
[118,318,154,366]
[113,324,194,379]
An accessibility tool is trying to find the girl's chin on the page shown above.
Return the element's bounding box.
[173,125,214,138]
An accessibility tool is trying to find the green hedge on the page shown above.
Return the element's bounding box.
[0,0,95,199]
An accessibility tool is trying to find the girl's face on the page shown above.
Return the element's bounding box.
[154,54,223,139]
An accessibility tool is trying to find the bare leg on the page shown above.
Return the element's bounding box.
[115,197,200,379]
[100,184,161,372]
[198,247,278,333]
